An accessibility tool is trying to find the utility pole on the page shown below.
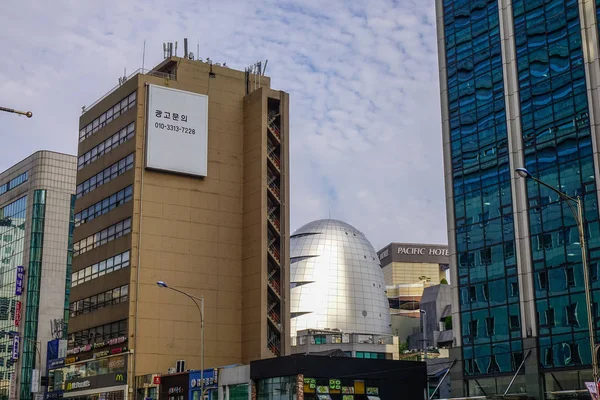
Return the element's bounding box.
[0,106,32,118]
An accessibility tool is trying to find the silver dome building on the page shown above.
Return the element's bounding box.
[290,219,393,339]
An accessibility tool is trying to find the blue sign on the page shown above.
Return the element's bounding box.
[15,266,24,296]
[48,358,65,370]
[11,335,19,361]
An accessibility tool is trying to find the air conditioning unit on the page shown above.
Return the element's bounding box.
[167,368,176,374]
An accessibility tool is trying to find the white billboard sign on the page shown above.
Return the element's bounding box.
[31,369,40,393]
[146,85,208,177]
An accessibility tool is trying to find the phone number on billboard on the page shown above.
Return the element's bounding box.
[154,122,195,135]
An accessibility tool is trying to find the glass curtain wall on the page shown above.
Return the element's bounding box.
[512,0,600,373]
[0,196,27,400]
[443,0,523,382]
[20,190,46,400]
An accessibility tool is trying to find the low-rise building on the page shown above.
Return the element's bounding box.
[408,284,453,351]
[378,243,449,318]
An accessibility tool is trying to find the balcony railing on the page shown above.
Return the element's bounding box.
[268,243,281,264]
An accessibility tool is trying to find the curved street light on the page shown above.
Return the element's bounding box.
[156,281,205,397]
[515,167,598,387]
[0,106,32,118]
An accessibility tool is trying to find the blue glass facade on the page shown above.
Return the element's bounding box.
[0,196,27,399]
[443,0,523,377]
[512,0,600,372]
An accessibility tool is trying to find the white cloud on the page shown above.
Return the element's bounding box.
[0,0,447,249]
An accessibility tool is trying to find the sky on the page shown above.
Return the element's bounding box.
[0,0,447,250]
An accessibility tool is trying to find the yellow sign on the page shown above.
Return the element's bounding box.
[115,374,124,382]
[66,383,72,391]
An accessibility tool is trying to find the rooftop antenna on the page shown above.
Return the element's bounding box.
[163,43,167,59]
[184,38,188,59]
[174,41,178,57]
[263,60,268,76]
[197,39,199,62]
[142,40,146,70]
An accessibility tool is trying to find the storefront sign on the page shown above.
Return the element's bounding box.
[15,266,24,296]
[65,356,79,364]
[366,387,379,395]
[48,358,65,369]
[14,301,21,327]
[11,335,19,361]
[65,373,127,393]
[67,336,127,355]
[153,376,161,385]
[94,350,110,358]
[168,387,184,395]
[109,356,126,370]
[31,369,40,393]
[111,347,126,355]
[9,372,17,400]
[66,380,91,391]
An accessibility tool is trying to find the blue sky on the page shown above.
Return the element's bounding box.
[0,0,446,249]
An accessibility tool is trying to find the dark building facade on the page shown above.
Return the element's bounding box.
[250,354,426,400]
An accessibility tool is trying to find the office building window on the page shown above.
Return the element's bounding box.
[0,172,28,196]
[79,92,136,142]
[71,250,130,287]
[355,352,386,359]
[76,154,134,198]
[78,123,135,169]
[73,218,131,256]
[69,285,129,317]
[74,186,133,227]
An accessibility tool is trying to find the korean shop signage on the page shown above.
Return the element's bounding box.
[11,335,19,361]
[15,266,24,296]
[14,301,21,327]
[65,373,127,392]
[67,336,127,355]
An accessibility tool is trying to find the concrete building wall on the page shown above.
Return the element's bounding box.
[382,262,444,286]
[71,57,290,391]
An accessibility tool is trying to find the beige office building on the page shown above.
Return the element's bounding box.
[377,243,449,318]
[66,54,290,399]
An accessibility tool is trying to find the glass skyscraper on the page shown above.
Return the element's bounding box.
[438,0,600,398]
[0,152,76,400]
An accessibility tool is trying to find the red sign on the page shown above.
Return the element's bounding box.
[14,301,21,327]
[153,376,161,385]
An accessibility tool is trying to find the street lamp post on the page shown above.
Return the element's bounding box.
[420,309,428,400]
[515,167,598,387]
[157,281,205,397]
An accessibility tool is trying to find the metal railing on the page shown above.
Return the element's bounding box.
[84,69,176,113]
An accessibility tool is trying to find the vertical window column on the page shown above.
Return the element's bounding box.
[20,190,46,400]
